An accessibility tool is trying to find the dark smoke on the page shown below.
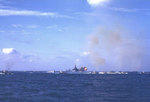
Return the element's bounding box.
[88,27,148,70]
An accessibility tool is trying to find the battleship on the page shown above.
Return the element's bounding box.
[64,65,89,74]
[47,65,131,74]
[47,65,90,74]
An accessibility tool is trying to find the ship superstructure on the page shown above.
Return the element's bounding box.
[64,65,89,74]
[72,65,87,72]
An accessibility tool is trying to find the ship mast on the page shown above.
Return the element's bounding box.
[73,64,78,71]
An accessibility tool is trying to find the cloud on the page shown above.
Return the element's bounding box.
[75,59,80,62]
[11,24,23,28]
[108,7,150,13]
[0,30,34,44]
[79,51,90,56]
[0,9,56,16]
[47,25,69,32]
[26,25,39,29]
[82,51,90,56]
[87,0,109,6]
[0,48,36,61]
[109,7,137,12]
[0,48,20,70]
[1,48,18,54]
[0,0,12,9]
[0,9,73,18]
[0,48,39,70]
[11,24,39,29]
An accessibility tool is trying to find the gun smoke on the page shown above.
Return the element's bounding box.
[88,27,148,71]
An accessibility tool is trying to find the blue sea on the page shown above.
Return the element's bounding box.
[0,72,150,102]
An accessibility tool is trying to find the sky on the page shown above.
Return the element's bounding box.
[0,0,150,71]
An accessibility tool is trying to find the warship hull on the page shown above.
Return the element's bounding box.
[64,71,90,74]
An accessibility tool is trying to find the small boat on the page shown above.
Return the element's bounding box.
[0,70,13,75]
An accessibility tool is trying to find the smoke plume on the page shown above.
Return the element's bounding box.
[88,27,148,70]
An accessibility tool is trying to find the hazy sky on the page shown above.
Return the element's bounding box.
[0,0,150,71]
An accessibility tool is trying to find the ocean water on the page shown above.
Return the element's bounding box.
[0,72,150,102]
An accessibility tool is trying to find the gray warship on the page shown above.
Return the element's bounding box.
[64,65,90,74]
